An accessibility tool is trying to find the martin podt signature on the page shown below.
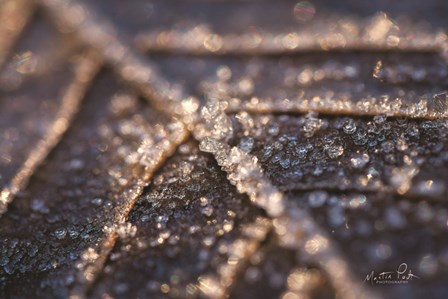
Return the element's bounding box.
[364,263,419,285]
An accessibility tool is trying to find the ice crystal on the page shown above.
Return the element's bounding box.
[2,1,448,299]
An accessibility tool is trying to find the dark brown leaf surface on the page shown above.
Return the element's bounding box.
[0,1,448,299]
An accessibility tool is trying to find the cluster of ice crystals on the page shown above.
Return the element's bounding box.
[303,112,324,137]
[201,101,233,141]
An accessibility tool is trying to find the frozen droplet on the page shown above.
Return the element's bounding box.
[279,158,291,169]
[327,145,344,159]
[384,207,406,229]
[342,119,356,134]
[419,255,438,277]
[396,137,408,151]
[0,256,9,266]
[373,114,387,124]
[4,264,14,275]
[199,197,210,206]
[203,236,215,246]
[223,220,234,232]
[201,205,214,217]
[271,154,281,164]
[54,228,67,240]
[328,206,345,227]
[189,225,201,234]
[416,180,445,197]
[356,220,372,236]
[353,130,368,145]
[31,198,49,214]
[371,243,392,260]
[68,159,84,170]
[268,124,279,136]
[312,166,323,176]
[261,146,273,161]
[308,191,328,207]
[239,137,254,152]
[68,226,79,239]
[416,202,433,223]
[350,153,370,169]
[91,198,103,206]
[159,230,171,240]
[349,195,367,209]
